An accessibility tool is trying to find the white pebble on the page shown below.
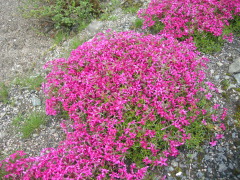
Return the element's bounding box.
[176,172,182,176]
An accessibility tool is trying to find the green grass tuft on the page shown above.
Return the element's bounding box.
[12,111,47,138]
[13,75,44,90]
[233,105,240,127]
[0,82,9,104]
[134,18,143,29]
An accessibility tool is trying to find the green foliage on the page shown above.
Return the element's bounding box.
[121,0,143,14]
[99,13,111,21]
[228,15,240,36]
[99,13,117,21]
[180,15,240,54]
[221,91,230,101]
[117,110,168,167]
[0,168,8,180]
[0,82,9,104]
[144,14,240,54]
[184,118,211,149]
[220,79,230,91]
[20,0,101,32]
[69,37,86,50]
[192,30,224,54]
[233,105,240,127]
[102,0,121,13]
[134,18,143,29]
[122,93,219,167]
[13,75,44,90]
[123,6,141,14]
[99,0,120,21]
[234,88,240,93]
[12,111,47,138]
[183,96,215,149]
[12,113,24,127]
[150,19,165,34]
[53,29,69,44]
[0,150,28,179]
[63,37,88,57]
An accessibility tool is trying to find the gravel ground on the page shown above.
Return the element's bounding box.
[0,0,52,82]
[0,0,240,179]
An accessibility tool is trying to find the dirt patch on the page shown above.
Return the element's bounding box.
[0,0,52,83]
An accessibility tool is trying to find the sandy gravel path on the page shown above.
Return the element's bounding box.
[0,0,52,82]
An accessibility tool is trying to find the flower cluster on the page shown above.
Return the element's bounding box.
[0,31,227,179]
[138,0,240,41]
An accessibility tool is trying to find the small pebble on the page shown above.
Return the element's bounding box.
[176,172,182,177]
[172,161,178,167]
[217,62,223,67]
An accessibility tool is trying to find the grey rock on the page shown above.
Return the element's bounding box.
[86,20,104,33]
[176,171,182,177]
[207,167,212,173]
[180,164,187,168]
[172,161,178,167]
[229,57,240,73]
[215,75,220,80]
[204,155,211,161]
[31,96,41,106]
[152,176,162,180]
[40,125,46,129]
[232,132,237,138]
[219,154,227,161]
[192,164,197,168]
[217,62,223,67]
[192,152,198,159]
[62,41,69,47]
[224,75,230,79]
[168,166,174,172]
[229,163,234,169]
[217,88,224,93]
[196,171,204,178]
[0,131,7,138]
[50,129,56,134]
[233,73,240,84]
[0,112,6,119]
[218,164,227,172]
[228,84,236,89]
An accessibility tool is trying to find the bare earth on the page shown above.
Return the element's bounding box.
[0,0,52,83]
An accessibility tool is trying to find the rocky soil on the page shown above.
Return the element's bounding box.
[0,0,240,179]
[0,0,52,82]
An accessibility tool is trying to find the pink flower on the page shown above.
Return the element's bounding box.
[1,28,230,179]
[210,140,217,146]
[201,109,207,115]
[223,33,233,43]
[216,134,224,139]
[211,114,218,122]
[179,109,187,115]
[201,119,207,125]
[143,157,152,164]
[205,93,212,100]
[221,108,228,120]
[213,104,220,110]
[220,123,226,131]
[154,157,168,166]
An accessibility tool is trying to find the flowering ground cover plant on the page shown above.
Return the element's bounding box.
[138,0,240,53]
[0,31,227,179]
